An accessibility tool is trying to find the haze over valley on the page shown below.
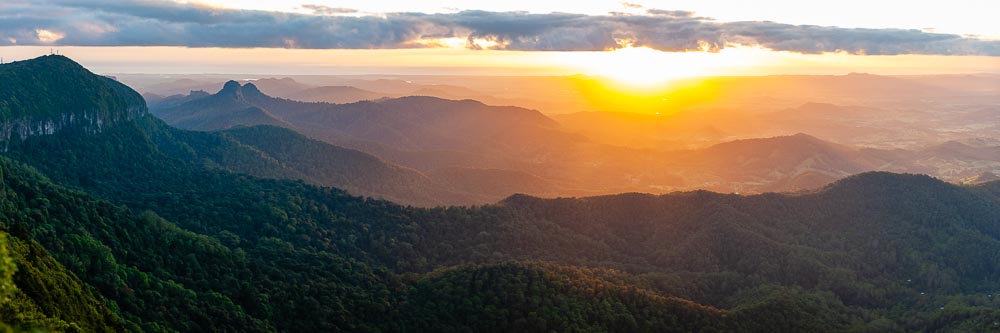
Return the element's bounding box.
[133,73,999,205]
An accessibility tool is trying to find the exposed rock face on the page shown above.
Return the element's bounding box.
[0,107,145,142]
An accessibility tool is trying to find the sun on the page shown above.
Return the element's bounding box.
[596,46,698,87]
[550,45,778,90]
[553,46,761,113]
[553,46,713,88]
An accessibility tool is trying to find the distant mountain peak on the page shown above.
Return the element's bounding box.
[240,82,264,96]
[220,80,241,94]
[821,171,946,196]
[214,81,268,102]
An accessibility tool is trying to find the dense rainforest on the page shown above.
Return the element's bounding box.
[0,55,997,332]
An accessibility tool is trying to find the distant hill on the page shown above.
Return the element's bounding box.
[283,85,389,103]
[136,76,313,97]
[691,133,879,176]
[246,77,313,97]
[152,80,289,130]
[153,81,562,150]
[139,78,222,96]
[144,89,211,109]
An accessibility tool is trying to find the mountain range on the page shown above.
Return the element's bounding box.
[150,82,999,203]
[0,55,997,332]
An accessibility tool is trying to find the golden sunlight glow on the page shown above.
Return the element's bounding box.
[584,46,694,87]
[545,46,788,114]
[551,45,775,88]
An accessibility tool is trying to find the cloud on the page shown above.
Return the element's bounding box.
[301,4,358,15]
[1,0,997,56]
[645,9,697,18]
[35,29,64,43]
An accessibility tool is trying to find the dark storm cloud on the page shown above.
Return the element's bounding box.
[1,0,997,55]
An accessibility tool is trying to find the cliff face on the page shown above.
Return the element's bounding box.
[0,106,145,142]
[0,55,147,149]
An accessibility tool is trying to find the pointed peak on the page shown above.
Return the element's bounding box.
[242,82,261,93]
[221,80,241,92]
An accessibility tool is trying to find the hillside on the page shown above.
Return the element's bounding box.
[668,133,887,192]
[216,125,478,205]
[0,228,125,332]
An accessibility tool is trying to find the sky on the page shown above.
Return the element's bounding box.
[1,0,998,78]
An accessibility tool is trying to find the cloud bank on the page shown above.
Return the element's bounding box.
[1,0,997,55]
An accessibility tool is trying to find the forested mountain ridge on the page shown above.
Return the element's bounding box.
[0,55,145,146]
[0,55,998,332]
[0,154,739,332]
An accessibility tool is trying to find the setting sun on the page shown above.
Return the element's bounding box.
[550,45,780,89]
[553,46,704,87]
[593,46,693,87]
